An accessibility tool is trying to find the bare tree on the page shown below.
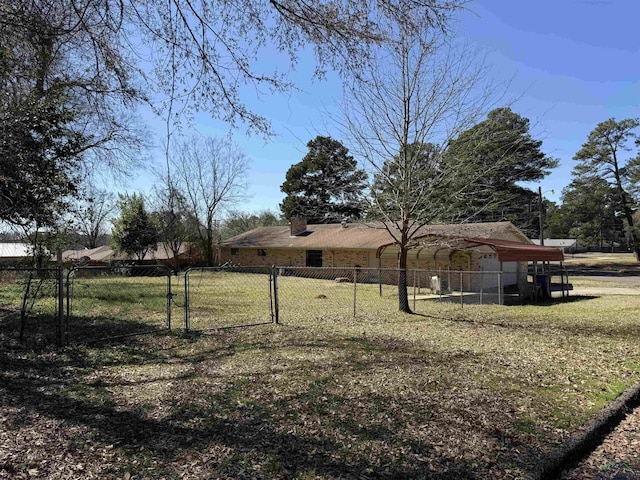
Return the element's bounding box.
[72,183,117,248]
[2,0,463,138]
[149,172,197,270]
[341,9,500,313]
[2,0,464,234]
[170,135,249,266]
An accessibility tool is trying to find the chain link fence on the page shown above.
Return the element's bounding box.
[273,267,506,321]
[1,263,514,348]
[183,266,274,331]
[0,267,62,348]
[65,265,173,345]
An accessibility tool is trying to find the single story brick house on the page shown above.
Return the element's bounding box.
[218,219,564,293]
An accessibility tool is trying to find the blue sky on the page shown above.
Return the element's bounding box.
[133,0,640,215]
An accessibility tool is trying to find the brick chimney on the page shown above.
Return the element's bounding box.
[290,217,307,236]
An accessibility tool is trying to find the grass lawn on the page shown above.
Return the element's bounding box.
[563,252,639,271]
[568,277,640,289]
[0,272,639,479]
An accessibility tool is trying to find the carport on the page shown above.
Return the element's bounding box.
[376,234,567,302]
[460,237,568,300]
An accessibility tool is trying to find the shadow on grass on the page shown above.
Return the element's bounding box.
[0,308,170,350]
[0,331,548,479]
[67,313,169,346]
[519,295,599,306]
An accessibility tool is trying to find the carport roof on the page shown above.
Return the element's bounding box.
[449,237,564,262]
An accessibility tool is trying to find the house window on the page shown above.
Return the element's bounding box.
[231,248,239,255]
[306,250,322,267]
[257,249,267,257]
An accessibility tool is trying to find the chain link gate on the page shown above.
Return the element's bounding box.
[65,265,173,345]
[0,266,62,347]
[183,266,275,331]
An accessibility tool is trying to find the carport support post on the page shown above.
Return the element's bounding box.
[499,261,503,305]
[460,270,464,308]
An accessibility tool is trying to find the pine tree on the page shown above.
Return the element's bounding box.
[280,136,368,223]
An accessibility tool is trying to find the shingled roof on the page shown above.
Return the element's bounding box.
[220,221,530,250]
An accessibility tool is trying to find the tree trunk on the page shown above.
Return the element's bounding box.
[205,219,215,267]
[624,210,640,261]
[205,232,213,266]
[616,190,640,260]
[612,161,640,260]
[397,246,412,313]
[19,273,33,341]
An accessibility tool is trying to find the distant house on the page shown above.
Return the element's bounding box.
[219,219,564,292]
[62,245,123,265]
[531,239,579,254]
[61,242,203,268]
[0,242,32,264]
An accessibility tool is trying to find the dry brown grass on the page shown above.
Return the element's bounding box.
[1,274,639,479]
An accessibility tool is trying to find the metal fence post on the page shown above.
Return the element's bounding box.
[413,269,417,311]
[498,271,503,305]
[65,268,74,346]
[273,267,280,324]
[269,267,275,323]
[57,260,64,347]
[184,270,190,332]
[166,270,172,331]
[353,268,357,318]
[460,270,464,308]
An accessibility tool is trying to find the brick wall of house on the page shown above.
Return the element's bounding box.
[221,247,305,267]
[220,245,527,291]
[326,249,371,268]
[220,247,375,268]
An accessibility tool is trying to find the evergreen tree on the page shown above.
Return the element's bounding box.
[442,108,558,237]
[111,194,159,262]
[573,118,640,259]
[546,177,626,248]
[1,93,86,228]
[280,136,368,223]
